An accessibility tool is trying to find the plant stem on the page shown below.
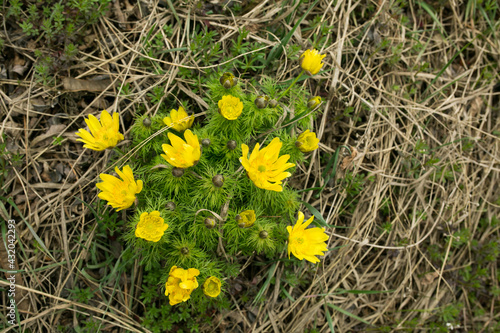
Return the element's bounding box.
[278,70,304,101]
[113,147,125,156]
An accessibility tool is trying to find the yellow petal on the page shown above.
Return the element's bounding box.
[168,132,186,150]
[164,116,173,126]
[112,111,120,132]
[100,110,113,128]
[85,115,101,136]
[135,179,143,194]
[248,143,261,162]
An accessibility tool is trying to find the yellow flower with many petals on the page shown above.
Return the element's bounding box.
[76,110,124,151]
[218,95,243,120]
[296,130,320,153]
[240,137,295,192]
[161,130,201,169]
[163,106,194,132]
[287,211,329,263]
[135,211,168,242]
[202,276,221,298]
[96,165,143,211]
[238,210,256,228]
[165,266,200,305]
[300,49,326,76]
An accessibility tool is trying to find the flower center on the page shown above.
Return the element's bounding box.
[143,217,161,233]
[296,237,304,244]
[258,165,266,172]
[207,282,216,292]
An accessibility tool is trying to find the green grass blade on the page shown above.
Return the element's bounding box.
[280,286,295,302]
[165,0,180,22]
[478,6,497,40]
[0,261,66,274]
[253,263,277,304]
[324,303,335,333]
[5,198,55,261]
[417,1,446,37]
[300,201,329,227]
[335,289,395,295]
[327,303,371,326]
[265,0,320,66]
[307,289,394,297]
[314,145,350,198]
[420,40,473,101]
[157,47,189,54]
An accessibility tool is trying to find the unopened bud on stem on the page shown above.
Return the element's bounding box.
[166,201,176,211]
[220,72,237,89]
[172,167,184,178]
[204,218,216,229]
[212,174,224,187]
[142,117,152,127]
[226,140,237,150]
[254,95,269,109]
[201,138,211,147]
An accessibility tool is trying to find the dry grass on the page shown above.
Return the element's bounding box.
[1,0,499,332]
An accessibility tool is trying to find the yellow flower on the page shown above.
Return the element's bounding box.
[300,49,326,76]
[135,211,168,242]
[75,110,124,151]
[163,106,194,132]
[165,266,200,305]
[218,95,243,120]
[296,130,320,152]
[287,211,329,263]
[238,210,256,228]
[161,130,201,169]
[240,137,295,192]
[202,276,221,298]
[96,165,143,211]
[307,96,322,109]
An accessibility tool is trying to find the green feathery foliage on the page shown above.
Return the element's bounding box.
[115,69,323,306]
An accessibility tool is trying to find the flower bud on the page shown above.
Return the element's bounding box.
[296,129,319,152]
[201,138,211,147]
[237,214,245,228]
[268,99,278,108]
[204,217,216,229]
[300,49,326,76]
[181,247,190,255]
[254,95,269,109]
[259,230,269,239]
[220,72,237,89]
[307,96,322,109]
[172,167,184,178]
[142,117,152,127]
[212,174,224,187]
[166,201,176,211]
[237,210,256,228]
[226,140,237,150]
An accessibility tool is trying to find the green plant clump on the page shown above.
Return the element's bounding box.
[124,71,318,286]
[85,53,326,321]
